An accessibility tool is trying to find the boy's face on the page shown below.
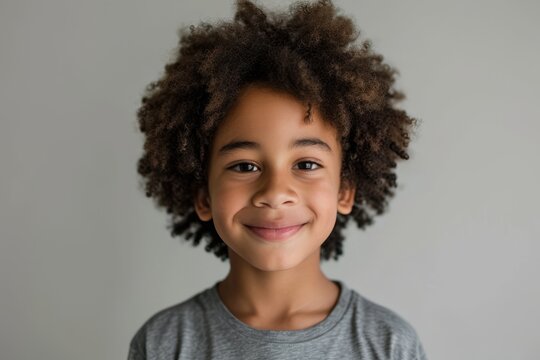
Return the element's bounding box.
[194,84,355,271]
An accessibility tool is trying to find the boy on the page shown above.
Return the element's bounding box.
[129,0,427,359]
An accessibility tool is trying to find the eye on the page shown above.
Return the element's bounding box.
[228,162,260,172]
[295,161,322,171]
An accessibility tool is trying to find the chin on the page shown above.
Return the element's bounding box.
[247,253,304,272]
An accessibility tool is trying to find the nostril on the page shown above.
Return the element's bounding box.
[251,187,299,209]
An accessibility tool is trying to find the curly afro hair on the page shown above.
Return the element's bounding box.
[136,0,418,262]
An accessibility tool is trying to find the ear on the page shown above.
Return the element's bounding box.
[337,180,356,215]
[194,187,212,221]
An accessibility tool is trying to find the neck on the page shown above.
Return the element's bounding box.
[217,250,339,320]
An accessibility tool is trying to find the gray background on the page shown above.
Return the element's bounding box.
[1,0,539,359]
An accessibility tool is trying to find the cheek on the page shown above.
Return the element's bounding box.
[307,178,340,214]
[209,181,245,219]
[304,177,339,203]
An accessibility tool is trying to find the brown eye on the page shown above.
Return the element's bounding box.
[295,161,321,171]
[228,162,259,172]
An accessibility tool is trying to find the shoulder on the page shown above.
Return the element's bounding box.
[348,290,428,360]
[137,290,207,333]
[128,287,211,357]
[353,291,418,339]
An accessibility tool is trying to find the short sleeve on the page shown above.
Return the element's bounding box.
[127,346,145,360]
[126,324,147,360]
[417,338,428,360]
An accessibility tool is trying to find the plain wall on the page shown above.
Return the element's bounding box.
[1,0,539,359]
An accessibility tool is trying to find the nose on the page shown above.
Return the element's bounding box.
[251,167,298,209]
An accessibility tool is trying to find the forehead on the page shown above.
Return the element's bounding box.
[211,85,340,153]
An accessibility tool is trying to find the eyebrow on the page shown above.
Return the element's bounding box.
[218,137,333,155]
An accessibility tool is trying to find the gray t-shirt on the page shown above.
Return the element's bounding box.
[128,280,428,360]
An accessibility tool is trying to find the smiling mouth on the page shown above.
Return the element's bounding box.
[245,224,306,242]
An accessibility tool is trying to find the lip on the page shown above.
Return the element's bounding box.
[245,223,305,242]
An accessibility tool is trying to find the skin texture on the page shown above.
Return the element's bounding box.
[194,84,355,329]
